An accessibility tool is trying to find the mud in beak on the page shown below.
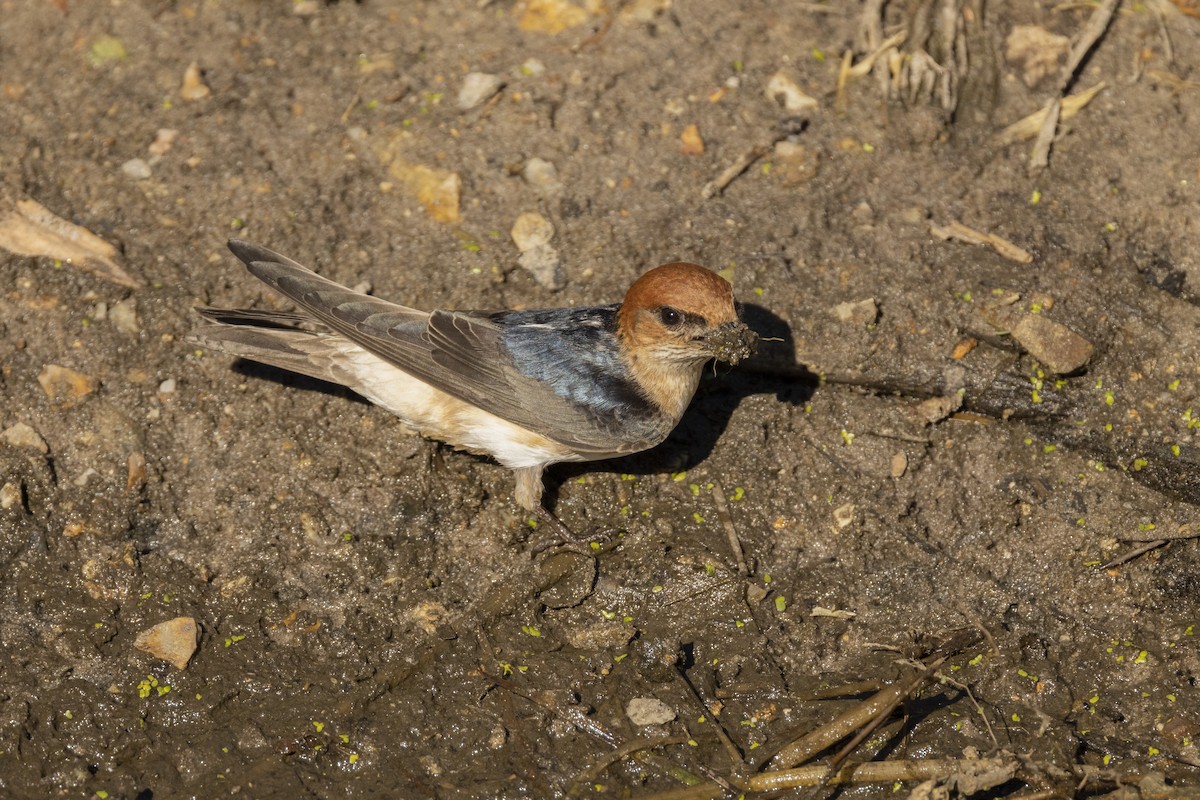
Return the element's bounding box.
[703,321,758,365]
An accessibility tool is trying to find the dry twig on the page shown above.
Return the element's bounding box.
[701,119,806,199]
[671,666,744,768]
[568,735,691,794]
[1014,0,1120,171]
[701,144,772,200]
[1060,0,1122,93]
[1100,539,1169,569]
[746,755,1019,792]
[1028,97,1062,174]
[930,220,1033,263]
[765,630,980,773]
[709,483,747,576]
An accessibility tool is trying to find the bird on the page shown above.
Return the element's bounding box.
[190,239,758,536]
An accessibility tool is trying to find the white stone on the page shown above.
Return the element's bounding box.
[457,72,503,110]
[626,697,676,726]
[121,158,152,180]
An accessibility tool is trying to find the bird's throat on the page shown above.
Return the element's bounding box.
[625,353,704,423]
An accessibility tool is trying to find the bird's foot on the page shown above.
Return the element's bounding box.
[529,505,611,556]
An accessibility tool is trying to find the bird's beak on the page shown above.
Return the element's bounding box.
[702,321,758,365]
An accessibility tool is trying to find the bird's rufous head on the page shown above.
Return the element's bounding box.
[616,262,757,365]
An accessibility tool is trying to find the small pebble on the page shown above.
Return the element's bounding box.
[158,378,177,395]
[1005,25,1070,87]
[831,298,878,325]
[110,297,140,335]
[563,621,634,650]
[487,725,508,749]
[766,70,818,114]
[134,617,199,670]
[1011,315,1094,374]
[619,0,671,24]
[121,158,152,181]
[522,157,562,195]
[180,62,211,100]
[511,212,555,252]
[148,128,178,157]
[680,124,705,155]
[519,58,546,77]
[387,159,461,223]
[911,394,962,426]
[2,422,49,453]
[951,337,978,360]
[457,72,503,110]
[518,246,565,291]
[127,451,147,492]
[0,481,23,510]
[625,697,676,726]
[516,0,591,34]
[851,201,874,222]
[72,468,98,488]
[38,364,97,407]
[772,140,820,184]
[511,212,564,289]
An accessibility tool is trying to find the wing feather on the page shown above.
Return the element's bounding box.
[223,240,661,456]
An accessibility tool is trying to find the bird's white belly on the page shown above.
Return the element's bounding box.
[337,345,581,469]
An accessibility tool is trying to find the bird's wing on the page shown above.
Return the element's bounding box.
[225,240,662,457]
[194,306,317,330]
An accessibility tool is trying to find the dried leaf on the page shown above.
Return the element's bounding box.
[0,192,140,288]
[996,82,1106,145]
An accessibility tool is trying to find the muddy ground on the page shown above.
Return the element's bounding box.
[2,1,1200,798]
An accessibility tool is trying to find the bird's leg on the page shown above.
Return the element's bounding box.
[514,466,549,520]
[516,465,598,550]
[514,466,567,545]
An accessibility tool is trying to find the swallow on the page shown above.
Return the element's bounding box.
[190,240,758,534]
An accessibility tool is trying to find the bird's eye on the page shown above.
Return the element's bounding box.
[658,306,683,327]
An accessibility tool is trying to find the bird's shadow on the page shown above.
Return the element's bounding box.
[228,362,369,404]
[224,303,813,507]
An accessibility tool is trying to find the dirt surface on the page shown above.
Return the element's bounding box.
[3,1,1200,798]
